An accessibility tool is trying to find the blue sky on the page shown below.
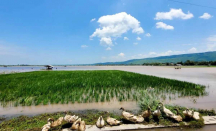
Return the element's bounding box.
[0,0,216,65]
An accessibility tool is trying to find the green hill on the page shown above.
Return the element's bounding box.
[95,51,216,65]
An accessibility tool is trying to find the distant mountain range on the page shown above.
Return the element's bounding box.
[95,51,216,65]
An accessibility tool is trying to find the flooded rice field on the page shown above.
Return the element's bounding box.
[0,66,216,113]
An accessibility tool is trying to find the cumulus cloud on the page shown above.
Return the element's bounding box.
[156,22,174,30]
[106,47,112,50]
[100,37,113,46]
[133,43,138,45]
[81,45,88,48]
[118,52,125,57]
[188,47,197,53]
[146,33,151,37]
[155,8,194,20]
[199,13,213,19]
[90,18,96,22]
[90,12,144,48]
[136,37,141,41]
[124,37,129,40]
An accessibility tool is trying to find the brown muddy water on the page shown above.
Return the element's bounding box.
[0,100,137,117]
[1,66,216,130]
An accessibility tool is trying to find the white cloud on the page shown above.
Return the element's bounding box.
[124,37,129,40]
[81,45,88,48]
[188,47,197,53]
[90,12,144,48]
[146,33,151,37]
[118,52,125,57]
[155,8,194,20]
[133,43,138,45]
[199,13,213,19]
[106,47,112,50]
[100,37,113,46]
[136,37,141,41]
[156,22,174,30]
[207,35,216,42]
[90,18,96,22]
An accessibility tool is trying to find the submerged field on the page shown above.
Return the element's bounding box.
[0,70,206,106]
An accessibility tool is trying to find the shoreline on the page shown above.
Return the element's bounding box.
[1,109,216,131]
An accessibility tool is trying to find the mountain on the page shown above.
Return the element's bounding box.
[95,51,216,65]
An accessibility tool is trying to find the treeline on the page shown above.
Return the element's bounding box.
[143,60,216,66]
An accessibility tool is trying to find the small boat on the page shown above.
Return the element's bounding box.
[45,65,54,70]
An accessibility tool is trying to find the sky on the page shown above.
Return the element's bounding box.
[0,0,216,65]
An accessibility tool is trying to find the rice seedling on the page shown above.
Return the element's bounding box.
[0,70,206,106]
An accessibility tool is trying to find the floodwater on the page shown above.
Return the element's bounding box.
[0,100,137,117]
[0,66,216,130]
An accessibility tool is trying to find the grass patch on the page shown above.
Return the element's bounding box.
[0,70,206,106]
[0,108,214,131]
[139,98,216,129]
[0,110,120,131]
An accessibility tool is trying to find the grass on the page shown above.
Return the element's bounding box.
[0,70,206,106]
[139,95,216,129]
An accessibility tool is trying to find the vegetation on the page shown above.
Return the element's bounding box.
[0,110,121,131]
[139,98,215,129]
[0,106,215,131]
[95,51,216,65]
[0,70,206,106]
[142,60,216,66]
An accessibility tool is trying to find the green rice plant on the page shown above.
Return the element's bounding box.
[0,70,206,106]
[106,94,110,101]
[43,98,49,105]
[100,95,105,102]
[111,90,114,98]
